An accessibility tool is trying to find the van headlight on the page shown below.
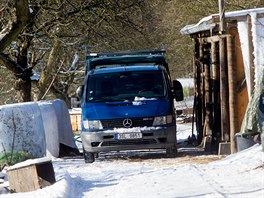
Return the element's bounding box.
[153,115,173,126]
[83,120,103,130]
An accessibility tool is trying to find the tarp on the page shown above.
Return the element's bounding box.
[0,102,46,158]
[49,99,77,150]
[237,13,264,97]
[0,99,78,158]
[38,101,60,157]
[238,13,264,138]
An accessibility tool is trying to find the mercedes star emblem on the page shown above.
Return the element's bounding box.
[123,118,132,128]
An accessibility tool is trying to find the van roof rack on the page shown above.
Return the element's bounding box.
[85,49,169,73]
[87,49,166,58]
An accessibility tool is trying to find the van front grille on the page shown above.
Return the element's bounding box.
[101,117,154,129]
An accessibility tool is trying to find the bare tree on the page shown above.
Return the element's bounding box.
[0,0,154,105]
[2,0,264,104]
[0,0,32,102]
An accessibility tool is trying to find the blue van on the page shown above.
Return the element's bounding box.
[79,50,183,163]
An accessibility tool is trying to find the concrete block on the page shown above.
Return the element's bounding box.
[218,142,231,155]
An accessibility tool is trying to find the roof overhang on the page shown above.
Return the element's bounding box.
[180,8,264,35]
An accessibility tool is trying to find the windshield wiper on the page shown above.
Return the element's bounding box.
[90,97,126,102]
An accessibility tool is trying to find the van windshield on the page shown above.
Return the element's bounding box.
[86,70,166,102]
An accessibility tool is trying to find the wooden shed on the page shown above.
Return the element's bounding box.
[180,8,264,153]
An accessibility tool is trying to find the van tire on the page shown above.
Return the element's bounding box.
[83,149,95,163]
[166,146,177,157]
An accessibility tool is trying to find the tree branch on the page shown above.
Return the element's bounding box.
[0,53,23,75]
[0,0,30,52]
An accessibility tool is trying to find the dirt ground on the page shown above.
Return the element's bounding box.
[78,142,224,166]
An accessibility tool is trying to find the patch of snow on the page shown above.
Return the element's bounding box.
[175,96,194,110]
[177,78,194,88]
[132,101,145,106]
[210,144,263,167]
[177,122,196,143]
[8,157,52,171]
[0,140,263,197]
[134,97,157,101]
[0,110,263,198]
[0,25,11,41]
[132,97,157,105]
[30,70,40,81]
[69,53,79,71]
[101,126,162,134]
[0,172,5,179]
[69,108,82,115]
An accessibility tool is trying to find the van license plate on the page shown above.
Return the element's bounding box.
[115,132,142,140]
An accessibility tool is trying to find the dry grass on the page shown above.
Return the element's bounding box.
[99,146,224,166]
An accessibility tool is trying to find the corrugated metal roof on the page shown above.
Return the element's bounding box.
[180,8,264,35]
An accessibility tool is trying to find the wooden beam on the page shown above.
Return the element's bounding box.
[204,46,212,137]
[218,0,225,34]
[194,39,204,144]
[247,15,255,96]
[211,41,220,141]
[219,36,230,142]
[199,40,206,139]
[227,34,238,153]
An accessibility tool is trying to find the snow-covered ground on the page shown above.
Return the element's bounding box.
[0,123,263,198]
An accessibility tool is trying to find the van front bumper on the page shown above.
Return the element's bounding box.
[81,126,176,153]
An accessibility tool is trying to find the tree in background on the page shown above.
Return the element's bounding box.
[0,0,32,102]
[1,0,264,105]
[0,0,156,105]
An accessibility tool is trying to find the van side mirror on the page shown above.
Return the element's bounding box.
[173,80,184,101]
[76,85,84,100]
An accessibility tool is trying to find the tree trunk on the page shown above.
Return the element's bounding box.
[38,39,62,100]
[0,0,31,102]
[0,0,29,52]
[0,52,32,102]
[14,78,31,102]
[14,42,32,102]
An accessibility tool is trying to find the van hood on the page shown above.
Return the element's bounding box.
[82,98,172,120]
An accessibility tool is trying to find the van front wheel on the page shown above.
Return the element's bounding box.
[83,149,95,163]
[166,146,177,157]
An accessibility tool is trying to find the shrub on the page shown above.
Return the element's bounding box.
[0,151,34,166]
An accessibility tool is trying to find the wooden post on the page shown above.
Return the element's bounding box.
[219,36,230,142]
[195,39,203,144]
[247,15,255,96]
[227,34,237,153]
[211,41,220,141]
[204,45,212,137]
[199,40,206,140]
[218,0,225,34]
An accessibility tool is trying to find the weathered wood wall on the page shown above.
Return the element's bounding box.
[193,27,249,153]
